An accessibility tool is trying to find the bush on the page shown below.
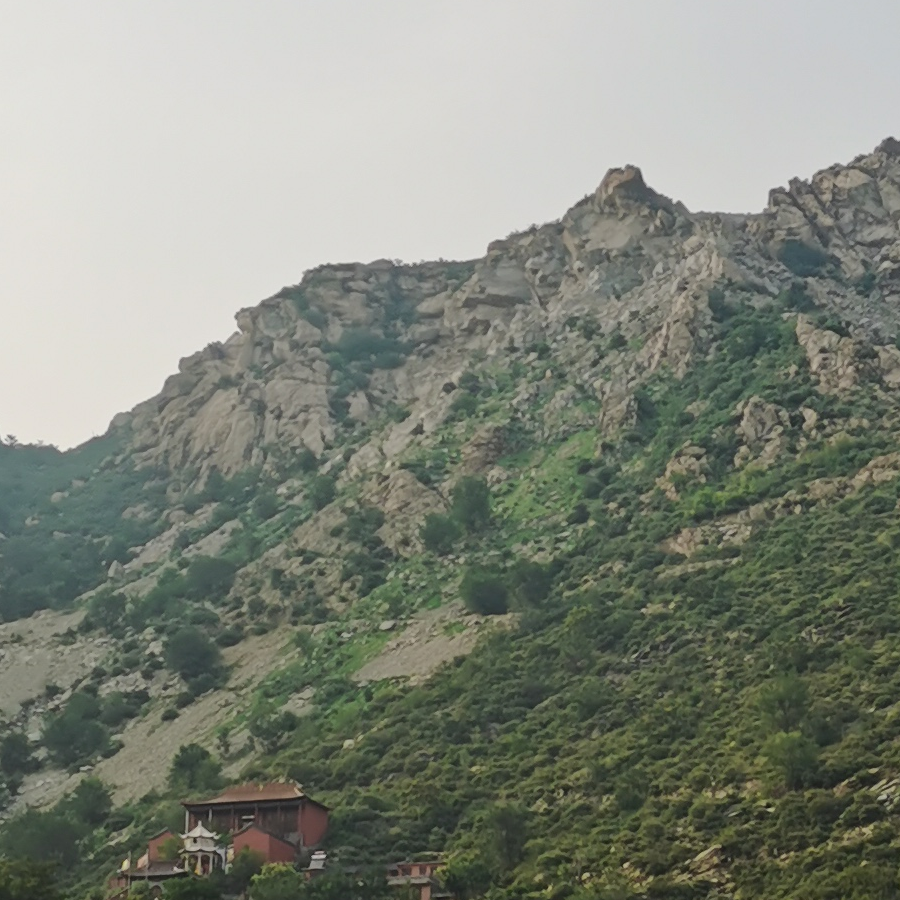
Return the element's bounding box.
[451,477,491,532]
[252,491,280,520]
[778,240,830,277]
[168,743,223,794]
[460,568,509,615]
[309,475,336,510]
[421,514,462,555]
[67,777,112,826]
[165,626,224,685]
[508,560,553,608]
[0,732,34,777]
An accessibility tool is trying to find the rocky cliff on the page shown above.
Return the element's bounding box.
[113,139,900,485]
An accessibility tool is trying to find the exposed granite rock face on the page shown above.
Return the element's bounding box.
[108,140,900,487]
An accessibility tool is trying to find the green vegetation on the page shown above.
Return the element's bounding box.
[777,239,831,277]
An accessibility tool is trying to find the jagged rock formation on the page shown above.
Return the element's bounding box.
[111,140,900,487]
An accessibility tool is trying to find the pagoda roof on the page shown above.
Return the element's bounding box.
[182,781,329,810]
[182,823,220,840]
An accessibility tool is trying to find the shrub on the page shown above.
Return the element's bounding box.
[309,475,336,510]
[763,731,819,790]
[460,568,509,615]
[508,560,553,608]
[450,393,479,419]
[252,491,279,520]
[421,514,462,555]
[168,743,223,793]
[451,477,491,532]
[296,448,319,472]
[67,777,112,826]
[0,732,35,778]
[164,626,224,685]
[778,240,830,277]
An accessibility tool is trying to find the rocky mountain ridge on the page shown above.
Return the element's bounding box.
[113,137,900,487]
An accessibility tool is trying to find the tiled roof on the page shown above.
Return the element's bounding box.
[183,781,327,807]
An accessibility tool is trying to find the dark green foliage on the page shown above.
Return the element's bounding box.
[763,732,819,790]
[163,877,224,900]
[225,847,265,894]
[296,448,319,472]
[168,744,223,794]
[0,732,35,778]
[450,476,491,532]
[460,568,508,615]
[481,802,529,874]
[0,435,167,622]
[507,559,553,608]
[0,858,64,900]
[421,514,462,555]
[183,556,238,601]
[66,777,112,826]
[777,239,831,277]
[449,392,479,419]
[252,490,280,520]
[42,691,109,767]
[164,626,226,687]
[310,475,337,510]
[0,808,83,867]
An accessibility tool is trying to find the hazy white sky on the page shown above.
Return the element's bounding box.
[2,1,898,448]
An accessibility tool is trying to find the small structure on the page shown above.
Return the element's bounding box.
[181,823,227,876]
[387,859,447,900]
[109,832,188,898]
[182,781,329,853]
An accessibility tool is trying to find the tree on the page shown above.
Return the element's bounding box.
[763,731,819,790]
[250,863,305,900]
[482,802,529,875]
[0,809,83,867]
[441,854,492,900]
[163,877,223,900]
[169,743,223,793]
[41,695,109,767]
[0,859,63,900]
[67,777,112,826]
[451,477,491,532]
[759,674,809,733]
[226,847,265,894]
[0,731,34,777]
[508,559,553,608]
[421,513,462,555]
[309,476,336,510]
[165,626,224,683]
[184,556,238,601]
[460,568,508,615]
[252,491,280,520]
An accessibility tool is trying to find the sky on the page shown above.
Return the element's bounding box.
[1,0,898,449]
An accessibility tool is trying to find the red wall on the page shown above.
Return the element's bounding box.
[300,803,329,847]
[147,831,176,862]
[233,827,296,865]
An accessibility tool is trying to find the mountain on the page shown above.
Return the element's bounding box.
[3,138,900,899]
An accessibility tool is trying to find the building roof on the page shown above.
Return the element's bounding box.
[126,861,187,880]
[182,823,220,840]
[182,781,329,810]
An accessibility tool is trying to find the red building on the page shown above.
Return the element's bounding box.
[233,823,298,864]
[182,781,329,855]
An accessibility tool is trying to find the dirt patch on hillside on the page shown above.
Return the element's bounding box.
[353,602,504,684]
[14,628,294,810]
[0,609,104,717]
